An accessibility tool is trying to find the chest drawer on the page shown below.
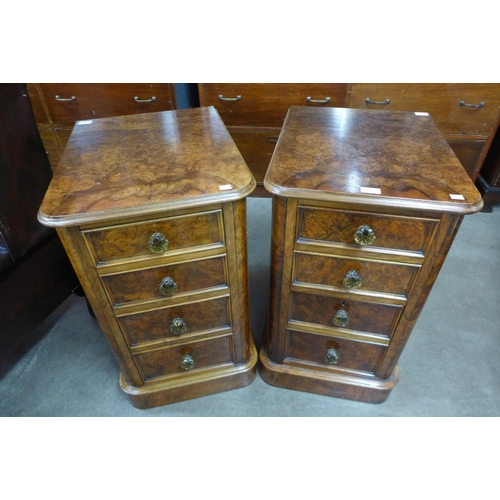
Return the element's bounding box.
[118,296,230,347]
[298,206,437,255]
[83,210,224,266]
[294,252,419,297]
[39,83,176,126]
[350,83,500,136]
[199,83,348,127]
[285,329,385,375]
[101,256,227,307]
[135,335,233,381]
[290,291,402,338]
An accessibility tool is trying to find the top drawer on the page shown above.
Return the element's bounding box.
[39,84,176,126]
[298,206,438,256]
[350,83,500,136]
[83,209,224,266]
[199,83,348,127]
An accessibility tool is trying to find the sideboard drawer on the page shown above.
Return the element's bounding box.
[290,291,402,338]
[101,256,227,306]
[285,329,386,375]
[294,252,419,297]
[298,206,437,255]
[350,83,500,136]
[118,296,230,347]
[135,335,234,381]
[199,83,348,127]
[83,210,224,266]
[39,83,176,126]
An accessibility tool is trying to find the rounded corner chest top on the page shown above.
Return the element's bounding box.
[260,106,483,403]
[38,106,257,409]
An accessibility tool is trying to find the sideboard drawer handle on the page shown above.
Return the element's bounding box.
[147,232,169,253]
[180,354,195,371]
[459,100,485,108]
[218,95,241,101]
[306,96,331,104]
[265,136,279,143]
[55,95,76,102]
[365,98,390,105]
[354,225,376,245]
[333,309,350,327]
[170,317,187,335]
[343,269,362,289]
[159,276,178,296]
[134,96,156,103]
[324,348,339,365]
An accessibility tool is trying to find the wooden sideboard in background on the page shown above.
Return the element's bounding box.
[199,83,500,196]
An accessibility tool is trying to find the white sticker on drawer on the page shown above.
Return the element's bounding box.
[415,112,430,116]
[219,184,233,191]
[360,186,382,194]
[449,194,465,200]
[77,120,93,125]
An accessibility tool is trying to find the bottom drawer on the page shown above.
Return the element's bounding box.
[285,329,386,375]
[135,335,233,381]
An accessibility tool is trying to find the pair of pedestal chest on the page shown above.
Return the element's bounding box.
[39,104,482,408]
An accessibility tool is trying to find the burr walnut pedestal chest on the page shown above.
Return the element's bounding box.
[260,106,483,403]
[38,106,257,409]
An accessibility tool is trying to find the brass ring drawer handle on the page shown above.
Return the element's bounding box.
[333,309,350,327]
[365,98,390,105]
[134,96,157,103]
[147,232,169,253]
[180,354,195,371]
[218,95,241,101]
[324,348,339,365]
[343,269,362,289]
[306,96,331,104]
[459,100,485,108]
[159,276,178,296]
[354,225,376,245]
[170,317,187,335]
[55,95,76,102]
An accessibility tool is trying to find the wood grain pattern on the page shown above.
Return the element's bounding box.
[38,107,256,227]
[298,206,437,254]
[265,107,483,213]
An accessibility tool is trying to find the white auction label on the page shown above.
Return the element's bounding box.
[449,194,465,200]
[77,120,93,125]
[360,186,382,194]
[219,184,233,191]
[414,112,430,116]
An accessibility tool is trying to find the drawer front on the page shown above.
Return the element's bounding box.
[56,128,72,151]
[101,256,227,306]
[285,330,385,374]
[199,83,348,127]
[37,127,61,171]
[135,335,233,380]
[118,297,230,346]
[294,252,419,297]
[350,83,500,135]
[40,83,176,126]
[228,127,280,184]
[84,210,223,266]
[290,291,402,338]
[447,138,486,181]
[298,206,437,254]
[27,84,49,124]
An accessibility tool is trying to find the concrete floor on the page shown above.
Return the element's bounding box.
[1,197,499,417]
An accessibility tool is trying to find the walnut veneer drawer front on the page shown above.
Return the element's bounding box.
[294,252,419,297]
[298,206,437,255]
[118,297,230,347]
[199,83,348,127]
[290,292,402,339]
[285,330,385,375]
[84,210,223,266]
[101,256,227,307]
[39,83,176,126]
[135,335,233,381]
[350,83,500,136]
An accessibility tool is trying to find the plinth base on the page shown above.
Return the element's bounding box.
[120,344,258,409]
[259,348,399,404]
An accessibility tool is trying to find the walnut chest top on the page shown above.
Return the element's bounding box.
[264,106,483,213]
[38,106,256,227]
